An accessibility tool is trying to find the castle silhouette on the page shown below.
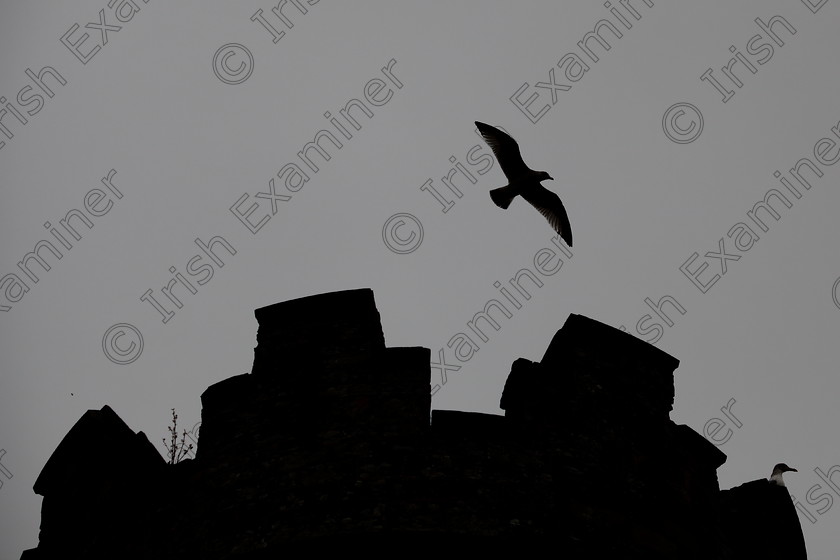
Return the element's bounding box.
[21,289,806,558]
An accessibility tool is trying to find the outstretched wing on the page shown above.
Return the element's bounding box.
[520,183,573,247]
[475,121,530,181]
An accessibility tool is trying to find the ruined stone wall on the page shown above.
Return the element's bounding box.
[21,289,806,559]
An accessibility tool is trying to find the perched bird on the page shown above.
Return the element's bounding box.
[475,121,572,246]
[769,462,798,487]
[719,462,807,559]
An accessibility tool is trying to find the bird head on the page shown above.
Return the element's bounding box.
[772,463,798,475]
[770,463,798,486]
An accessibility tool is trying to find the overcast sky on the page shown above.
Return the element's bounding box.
[2,0,839,556]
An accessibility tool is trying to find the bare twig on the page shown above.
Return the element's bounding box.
[162,408,194,464]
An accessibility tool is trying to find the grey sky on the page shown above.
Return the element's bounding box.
[1,0,839,556]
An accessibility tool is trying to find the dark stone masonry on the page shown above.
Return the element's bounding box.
[21,288,806,558]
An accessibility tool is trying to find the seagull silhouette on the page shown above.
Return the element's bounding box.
[475,121,572,247]
[769,463,797,487]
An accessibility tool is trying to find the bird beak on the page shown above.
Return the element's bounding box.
[547,176,554,181]
[789,467,798,472]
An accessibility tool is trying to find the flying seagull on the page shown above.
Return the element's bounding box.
[769,463,797,487]
[475,121,572,247]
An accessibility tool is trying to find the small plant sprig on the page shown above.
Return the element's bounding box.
[162,408,193,465]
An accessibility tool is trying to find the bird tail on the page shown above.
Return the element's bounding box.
[489,185,517,209]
